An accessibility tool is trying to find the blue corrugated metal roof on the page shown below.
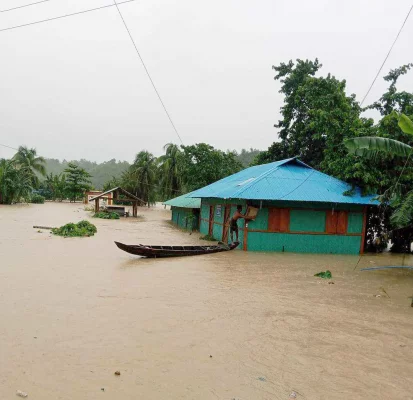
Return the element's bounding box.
[189,158,379,205]
[163,192,201,209]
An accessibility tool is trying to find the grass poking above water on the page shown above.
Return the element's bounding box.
[52,220,97,237]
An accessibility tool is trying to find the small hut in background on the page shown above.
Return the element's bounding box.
[163,192,201,231]
[84,190,113,205]
[89,187,145,217]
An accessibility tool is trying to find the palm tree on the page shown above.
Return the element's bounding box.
[345,113,413,227]
[158,143,183,199]
[13,146,46,187]
[0,159,32,204]
[126,151,158,207]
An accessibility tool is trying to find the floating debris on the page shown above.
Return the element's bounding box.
[258,376,266,382]
[314,270,332,279]
[16,390,28,398]
[289,391,297,398]
[114,371,121,376]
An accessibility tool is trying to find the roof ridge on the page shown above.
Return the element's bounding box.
[231,158,297,198]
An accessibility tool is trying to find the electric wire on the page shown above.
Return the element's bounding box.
[112,0,184,145]
[0,0,52,13]
[0,0,137,33]
[360,3,413,106]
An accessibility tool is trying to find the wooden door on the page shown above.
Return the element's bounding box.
[222,205,231,243]
[208,206,214,236]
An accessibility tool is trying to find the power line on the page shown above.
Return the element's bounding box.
[112,0,184,145]
[360,3,413,106]
[0,0,52,13]
[0,143,19,151]
[0,0,137,33]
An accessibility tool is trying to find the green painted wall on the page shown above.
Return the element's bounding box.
[290,210,326,232]
[247,232,361,254]
[171,207,199,231]
[199,198,363,254]
[348,212,363,233]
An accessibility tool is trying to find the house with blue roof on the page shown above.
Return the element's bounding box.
[163,192,201,231]
[189,157,378,254]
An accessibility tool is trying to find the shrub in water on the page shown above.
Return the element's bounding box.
[30,194,45,204]
[93,211,120,220]
[52,220,97,237]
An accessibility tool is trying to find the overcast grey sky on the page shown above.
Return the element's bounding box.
[0,0,412,162]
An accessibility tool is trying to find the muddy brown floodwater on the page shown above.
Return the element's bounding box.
[1,202,413,399]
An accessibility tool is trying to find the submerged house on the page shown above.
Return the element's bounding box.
[163,192,201,231]
[189,158,378,254]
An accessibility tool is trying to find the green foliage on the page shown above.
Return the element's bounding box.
[52,220,97,237]
[42,172,67,201]
[181,143,242,191]
[345,136,412,158]
[93,211,120,220]
[13,146,46,188]
[121,151,157,206]
[200,234,217,241]
[30,194,45,204]
[44,158,129,190]
[0,159,32,204]
[314,270,332,279]
[64,163,92,202]
[158,143,183,199]
[232,148,261,167]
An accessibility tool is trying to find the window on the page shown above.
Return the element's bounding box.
[268,208,289,232]
[326,211,348,234]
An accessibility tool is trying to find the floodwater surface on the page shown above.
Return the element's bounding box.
[1,203,413,399]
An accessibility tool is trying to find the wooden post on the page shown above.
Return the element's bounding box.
[360,206,367,254]
[95,198,99,213]
[243,222,248,251]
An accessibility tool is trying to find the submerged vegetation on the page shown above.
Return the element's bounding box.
[93,211,120,220]
[30,194,45,204]
[52,220,97,237]
[200,234,217,241]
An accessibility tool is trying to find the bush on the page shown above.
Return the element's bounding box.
[52,220,97,237]
[93,211,120,220]
[200,234,217,241]
[30,194,45,204]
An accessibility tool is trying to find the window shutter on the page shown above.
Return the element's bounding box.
[268,208,289,232]
[326,210,348,234]
[336,211,348,234]
[279,208,290,232]
[268,208,280,231]
[326,211,338,234]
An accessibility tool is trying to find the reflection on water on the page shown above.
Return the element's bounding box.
[1,202,413,399]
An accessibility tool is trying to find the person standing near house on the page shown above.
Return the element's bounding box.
[229,205,251,243]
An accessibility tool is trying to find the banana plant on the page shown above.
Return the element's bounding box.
[345,113,413,228]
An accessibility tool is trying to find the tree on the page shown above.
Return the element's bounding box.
[64,163,92,202]
[345,113,413,229]
[44,172,67,201]
[0,159,32,204]
[123,151,158,206]
[13,146,46,187]
[231,148,261,167]
[180,143,242,191]
[158,143,183,199]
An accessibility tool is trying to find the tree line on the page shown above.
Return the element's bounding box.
[253,59,413,252]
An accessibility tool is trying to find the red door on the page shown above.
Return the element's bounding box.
[222,205,231,243]
[208,206,214,236]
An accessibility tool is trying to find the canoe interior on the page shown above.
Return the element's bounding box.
[114,241,239,258]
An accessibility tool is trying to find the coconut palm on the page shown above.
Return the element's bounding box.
[345,113,413,227]
[158,143,183,199]
[125,151,158,206]
[13,146,46,187]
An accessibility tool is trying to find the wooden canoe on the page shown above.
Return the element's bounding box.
[114,241,239,258]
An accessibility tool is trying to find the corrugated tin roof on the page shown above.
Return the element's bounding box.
[189,158,379,205]
[163,192,201,209]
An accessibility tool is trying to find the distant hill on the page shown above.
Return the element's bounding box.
[44,158,130,190]
[232,148,261,167]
